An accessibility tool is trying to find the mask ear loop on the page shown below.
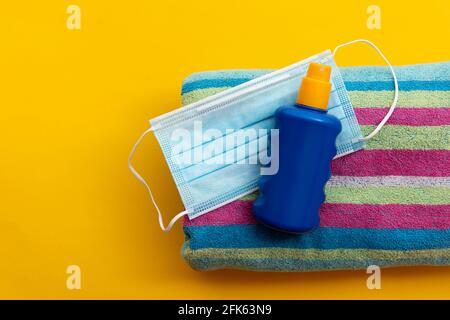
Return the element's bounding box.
[333,39,399,141]
[128,127,188,232]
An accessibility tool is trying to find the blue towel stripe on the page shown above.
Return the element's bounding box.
[345,80,450,91]
[182,62,450,88]
[185,225,450,251]
[182,78,450,94]
[182,78,254,94]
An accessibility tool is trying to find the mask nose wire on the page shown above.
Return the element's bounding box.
[128,127,188,232]
[332,39,399,141]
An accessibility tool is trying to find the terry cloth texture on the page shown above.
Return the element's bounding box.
[180,61,450,271]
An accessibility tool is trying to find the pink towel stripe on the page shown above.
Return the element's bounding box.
[355,107,450,126]
[320,203,450,229]
[184,201,450,230]
[185,200,255,226]
[331,150,450,177]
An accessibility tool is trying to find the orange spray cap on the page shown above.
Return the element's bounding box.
[296,63,332,110]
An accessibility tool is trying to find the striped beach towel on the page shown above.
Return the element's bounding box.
[180,61,450,271]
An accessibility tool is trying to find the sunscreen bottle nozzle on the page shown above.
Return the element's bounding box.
[296,63,332,110]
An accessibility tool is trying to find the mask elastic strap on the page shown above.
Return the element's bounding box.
[128,127,188,232]
[332,39,399,141]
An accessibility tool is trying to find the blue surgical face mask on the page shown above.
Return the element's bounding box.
[129,39,399,231]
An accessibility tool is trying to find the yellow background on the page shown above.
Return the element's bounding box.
[0,0,449,299]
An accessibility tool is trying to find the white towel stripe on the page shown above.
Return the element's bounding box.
[327,176,450,188]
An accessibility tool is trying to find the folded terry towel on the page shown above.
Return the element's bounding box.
[180,61,450,271]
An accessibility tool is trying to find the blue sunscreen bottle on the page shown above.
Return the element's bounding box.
[252,63,342,233]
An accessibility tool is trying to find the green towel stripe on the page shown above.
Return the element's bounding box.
[182,87,229,105]
[187,257,450,272]
[183,246,450,261]
[362,125,450,150]
[240,192,259,201]
[326,186,449,205]
[182,88,450,108]
[240,187,449,204]
[349,91,450,108]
